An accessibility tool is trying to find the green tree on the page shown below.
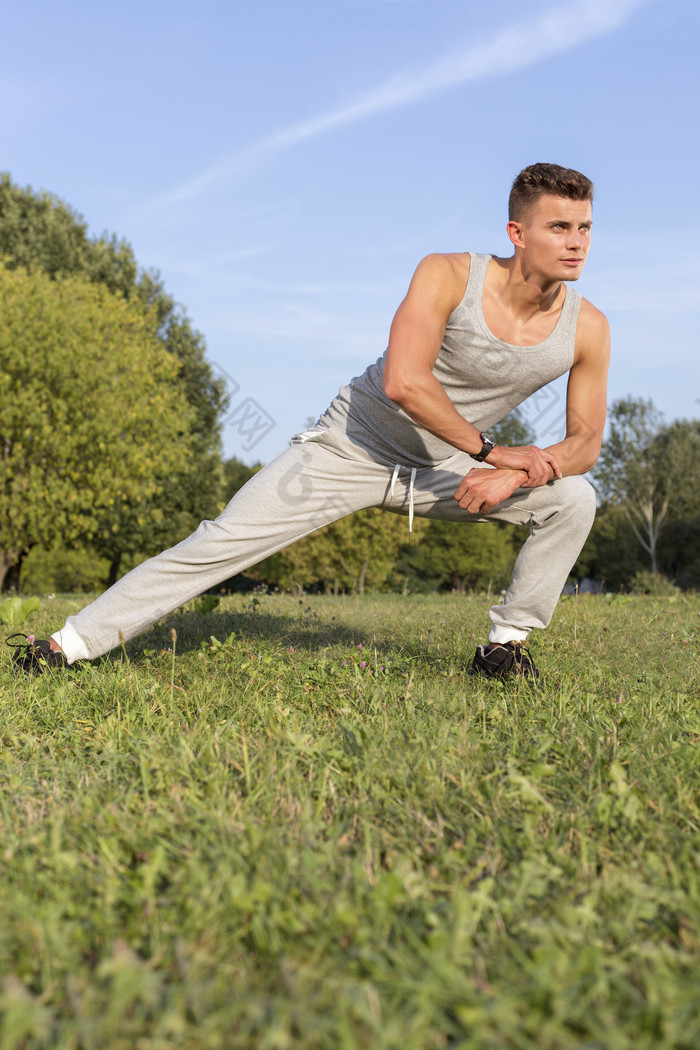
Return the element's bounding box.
[491,407,537,447]
[593,397,667,573]
[572,503,646,591]
[399,520,520,594]
[222,456,263,499]
[658,514,700,589]
[593,398,700,576]
[0,172,138,294]
[245,510,418,595]
[0,174,226,586]
[0,265,193,590]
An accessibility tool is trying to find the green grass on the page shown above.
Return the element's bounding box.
[1,590,699,1049]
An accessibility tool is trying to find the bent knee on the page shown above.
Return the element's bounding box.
[557,474,597,522]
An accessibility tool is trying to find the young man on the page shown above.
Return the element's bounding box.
[11,162,609,680]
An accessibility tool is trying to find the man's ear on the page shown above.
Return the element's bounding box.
[506,220,526,249]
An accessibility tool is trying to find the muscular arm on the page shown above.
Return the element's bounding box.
[383,254,561,482]
[541,302,610,476]
[454,302,610,513]
[382,254,483,452]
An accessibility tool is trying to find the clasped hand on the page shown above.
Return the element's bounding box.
[453,444,562,515]
[488,444,562,487]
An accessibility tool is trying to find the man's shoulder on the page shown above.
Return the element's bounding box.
[412,251,471,282]
[579,296,608,336]
[404,252,472,315]
[574,296,611,357]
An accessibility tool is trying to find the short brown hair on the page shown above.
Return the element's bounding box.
[509,163,594,221]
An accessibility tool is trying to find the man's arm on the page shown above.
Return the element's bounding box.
[454,301,610,514]
[540,301,610,477]
[383,254,561,484]
[382,253,480,449]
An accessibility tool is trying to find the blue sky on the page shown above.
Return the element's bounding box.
[3,0,699,464]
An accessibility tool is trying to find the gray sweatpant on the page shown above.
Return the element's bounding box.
[54,435,596,662]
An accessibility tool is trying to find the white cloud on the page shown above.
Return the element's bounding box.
[148,0,643,214]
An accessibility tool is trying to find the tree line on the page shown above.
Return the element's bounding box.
[2,175,698,597]
[576,398,700,592]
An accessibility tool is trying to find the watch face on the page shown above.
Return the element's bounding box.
[475,432,496,460]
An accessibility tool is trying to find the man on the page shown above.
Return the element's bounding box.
[10,162,609,680]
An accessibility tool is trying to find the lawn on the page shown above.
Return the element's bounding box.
[1,590,699,1049]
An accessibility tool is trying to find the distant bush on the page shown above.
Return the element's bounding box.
[20,546,110,594]
[629,570,681,597]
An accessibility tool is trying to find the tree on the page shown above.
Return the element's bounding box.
[658,514,700,590]
[0,174,227,586]
[0,172,138,294]
[593,397,667,573]
[247,509,418,595]
[571,503,646,591]
[491,407,537,447]
[0,265,193,590]
[222,456,263,499]
[593,398,700,575]
[399,520,520,594]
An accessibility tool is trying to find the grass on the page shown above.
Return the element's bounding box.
[1,589,699,1049]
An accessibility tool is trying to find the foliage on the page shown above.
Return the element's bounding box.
[657,514,700,590]
[491,405,537,447]
[572,503,647,590]
[0,174,227,585]
[593,398,700,576]
[593,397,667,574]
[249,509,418,594]
[1,591,700,1048]
[629,570,681,597]
[400,519,521,593]
[0,172,137,290]
[222,455,263,500]
[20,545,111,594]
[0,595,40,625]
[0,264,193,589]
[655,419,700,519]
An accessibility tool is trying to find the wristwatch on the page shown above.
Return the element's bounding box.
[473,431,497,462]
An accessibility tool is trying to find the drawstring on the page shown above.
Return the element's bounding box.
[408,466,416,538]
[390,464,417,540]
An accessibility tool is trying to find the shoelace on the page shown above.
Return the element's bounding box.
[5,632,34,652]
[510,643,538,674]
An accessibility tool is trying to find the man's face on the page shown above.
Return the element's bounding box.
[513,194,593,281]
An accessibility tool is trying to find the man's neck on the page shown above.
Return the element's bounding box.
[496,254,564,318]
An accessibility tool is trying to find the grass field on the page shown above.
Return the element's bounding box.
[1,590,699,1049]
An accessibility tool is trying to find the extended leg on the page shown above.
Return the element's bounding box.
[55,441,395,661]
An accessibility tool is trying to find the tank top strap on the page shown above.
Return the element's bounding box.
[464,252,490,303]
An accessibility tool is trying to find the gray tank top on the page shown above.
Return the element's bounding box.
[311,253,581,467]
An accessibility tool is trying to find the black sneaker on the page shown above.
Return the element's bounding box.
[6,633,69,675]
[472,641,540,682]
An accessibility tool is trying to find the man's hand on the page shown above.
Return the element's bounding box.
[454,467,528,515]
[487,444,561,487]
